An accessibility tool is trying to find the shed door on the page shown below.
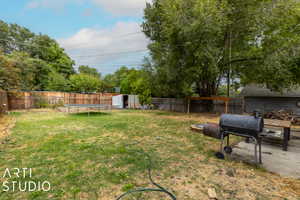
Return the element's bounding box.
[112,95,123,109]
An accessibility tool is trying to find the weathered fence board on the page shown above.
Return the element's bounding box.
[7,91,115,110]
[0,90,8,114]
[191,98,244,114]
[6,91,244,114]
[152,98,187,112]
[152,97,243,114]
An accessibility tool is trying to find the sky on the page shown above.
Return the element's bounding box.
[0,0,151,75]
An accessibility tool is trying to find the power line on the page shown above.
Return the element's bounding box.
[71,49,149,58]
[66,31,144,50]
[75,63,144,68]
[0,38,149,60]
[0,31,144,50]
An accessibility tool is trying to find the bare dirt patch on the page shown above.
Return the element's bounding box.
[158,112,220,123]
[0,115,15,139]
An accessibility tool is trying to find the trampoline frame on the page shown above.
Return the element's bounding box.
[64,104,112,116]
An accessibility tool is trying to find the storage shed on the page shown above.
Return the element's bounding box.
[112,95,141,109]
[240,85,300,115]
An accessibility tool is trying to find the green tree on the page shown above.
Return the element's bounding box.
[120,69,152,105]
[120,70,139,94]
[104,66,131,87]
[9,52,52,91]
[69,74,102,93]
[46,72,70,92]
[132,77,152,106]
[0,51,52,91]
[0,20,34,53]
[78,65,101,78]
[0,20,76,91]
[102,66,133,92]
[28,34,75,78]
[0,52,21,90]
[0,21,10,53]
[143,0,300,97]
[103,74,117,92]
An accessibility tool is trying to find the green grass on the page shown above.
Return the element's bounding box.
[0,110,210,200]
[0,110,298,200]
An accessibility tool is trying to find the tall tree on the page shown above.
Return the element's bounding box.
[103,66,132,90]
[78,65,101,78]
[0,20,34,53]
[0,51,51,91]
[69,74,102,93]
[143,0,300,97]
[46,72,70,92]
[28,34,75,78]
[0,20,76,91]
[0,52,21,90]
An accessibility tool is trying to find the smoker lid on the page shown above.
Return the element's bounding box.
[220,114,264,132]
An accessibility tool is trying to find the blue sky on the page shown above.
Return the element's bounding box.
[0,0,150,75]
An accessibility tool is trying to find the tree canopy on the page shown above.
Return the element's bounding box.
[2,1,300,98]
[69,73,103,93]
[0,20,75,91]
[143,0,300,97]
[78,65,101,78]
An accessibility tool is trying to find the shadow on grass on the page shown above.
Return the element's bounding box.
[70,112,111,117]
[8,112,23,117]
[153,111,181,116]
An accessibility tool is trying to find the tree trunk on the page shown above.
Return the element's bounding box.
[196,81,218,112]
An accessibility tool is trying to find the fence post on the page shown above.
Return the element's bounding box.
[225,101,229,114]
[187,97,190,115]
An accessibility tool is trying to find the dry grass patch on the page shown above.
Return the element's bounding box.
[0,115,15,139]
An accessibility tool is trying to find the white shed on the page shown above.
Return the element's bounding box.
[112,95,124,109]
[112,95,141,109]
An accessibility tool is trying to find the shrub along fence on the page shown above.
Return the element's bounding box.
[0,90,8,114]
[7,91,117,110]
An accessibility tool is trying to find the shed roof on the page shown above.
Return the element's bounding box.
[240,85,300,98]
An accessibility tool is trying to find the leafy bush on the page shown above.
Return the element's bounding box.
[69,74,102,93]
[34,97,49,108]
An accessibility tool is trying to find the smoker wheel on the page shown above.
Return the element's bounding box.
[224,146,233,154]
[215,152,225,159]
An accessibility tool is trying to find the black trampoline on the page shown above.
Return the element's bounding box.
[64,104,112,116]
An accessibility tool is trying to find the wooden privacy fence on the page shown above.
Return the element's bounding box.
[7,91,117,110]
[152,98,187,112]
[152,97,244,114]
[213,98,244,114]
[189,97,244,114]
[0,90,8,114]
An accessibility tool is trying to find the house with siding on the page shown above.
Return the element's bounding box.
[240,85,300,115]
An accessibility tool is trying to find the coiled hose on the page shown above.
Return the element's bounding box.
[115,144,177,200]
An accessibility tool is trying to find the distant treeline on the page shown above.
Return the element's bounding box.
[0,20,154,104]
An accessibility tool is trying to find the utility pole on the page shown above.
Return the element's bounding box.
[227,31,232,97]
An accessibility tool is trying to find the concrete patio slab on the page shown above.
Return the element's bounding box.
[230,132,300,179]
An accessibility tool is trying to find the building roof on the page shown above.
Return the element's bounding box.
[240,85,300,98]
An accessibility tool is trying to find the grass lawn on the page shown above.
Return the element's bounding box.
[0,110,299,200]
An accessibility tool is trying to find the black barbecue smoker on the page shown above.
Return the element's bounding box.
[202,112,264,164]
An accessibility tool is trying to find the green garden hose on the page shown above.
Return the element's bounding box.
[115,143,177,200]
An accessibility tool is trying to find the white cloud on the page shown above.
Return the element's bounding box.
[26,0,84,11]
[58,22,149,74]
[92,0,151,16]
[26,0,151,16]
[26,0,66,10]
